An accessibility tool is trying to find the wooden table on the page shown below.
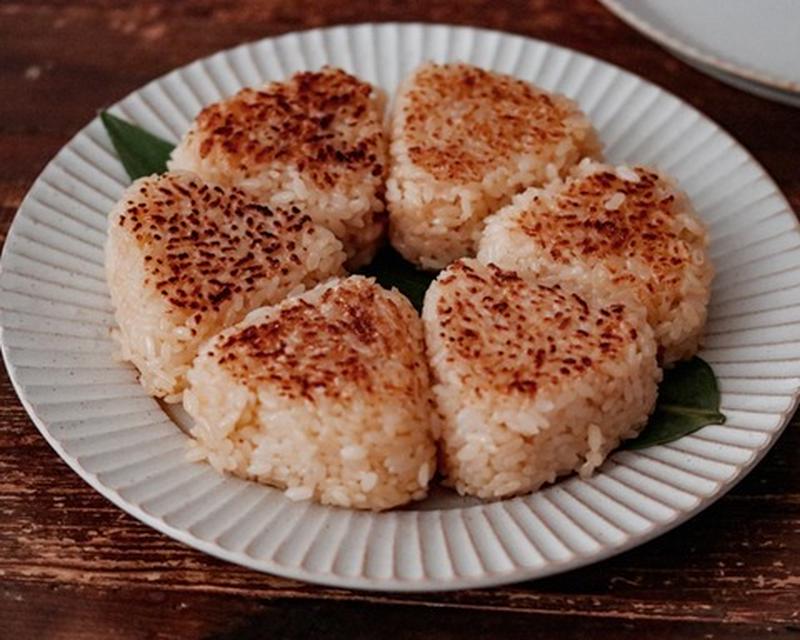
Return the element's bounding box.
[2,1,799,637]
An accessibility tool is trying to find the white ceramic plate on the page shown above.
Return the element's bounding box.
[600,0,800,104]
[2,23,799,592]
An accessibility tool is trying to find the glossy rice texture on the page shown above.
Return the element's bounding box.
[184,276,437,511]
[478,160,712,363]
[387,62,601,269]
[169,67,388,268]
[423,259,660,499]
[105,171,345,400]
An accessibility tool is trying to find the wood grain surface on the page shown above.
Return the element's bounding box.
[1,1,799,638]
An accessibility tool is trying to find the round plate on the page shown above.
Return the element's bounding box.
[2,23,799,592]
[600,0,800,99]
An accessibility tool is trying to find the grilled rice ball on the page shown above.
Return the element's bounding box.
[423,258,660,500]
[169,67,388,268]
[184,276,437,511]
[478,160,712,363]
[387,62,600,269]
[105,171,345,400]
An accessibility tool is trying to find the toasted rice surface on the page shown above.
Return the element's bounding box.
[107,66,716,507]
[387,62,601,269]
[184,276,437,511]
[423,258,660,499]
[479,160,712,363]
[168,67,388,268]
[105,171,345,399]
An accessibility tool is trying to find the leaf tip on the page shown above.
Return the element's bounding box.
[99,110,119,128]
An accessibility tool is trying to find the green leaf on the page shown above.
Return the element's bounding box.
[100,111,175,181]
[625,356,725,450]
[359,245,437,311]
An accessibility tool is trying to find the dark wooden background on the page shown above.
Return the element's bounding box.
[2,1,799,638]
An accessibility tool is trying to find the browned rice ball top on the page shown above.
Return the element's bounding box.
[190,67,384,188]
[214,278,425,401]
[118,172,320,321]
[400,63,578,183]
[433,260,637,397]
[517,168,696,292]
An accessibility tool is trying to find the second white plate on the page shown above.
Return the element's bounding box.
[601,0,800,104]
